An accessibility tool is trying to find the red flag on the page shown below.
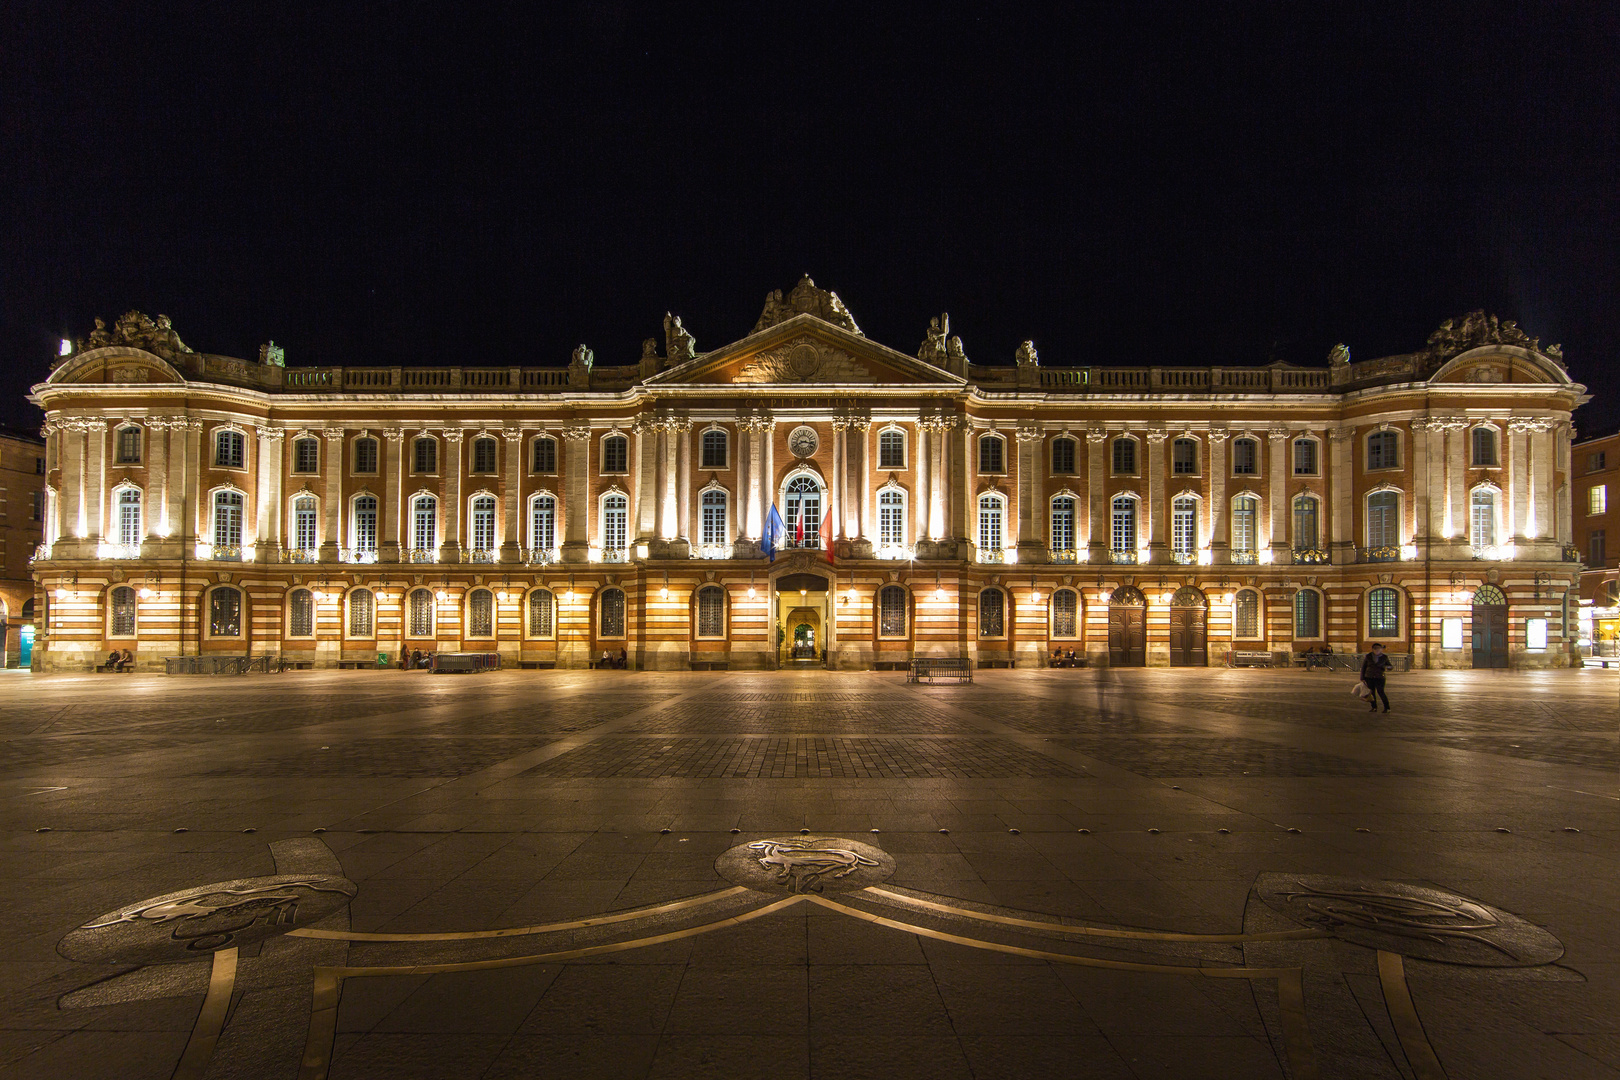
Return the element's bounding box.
[821,509,834,563]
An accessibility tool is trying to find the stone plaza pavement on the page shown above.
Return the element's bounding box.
[0,665,1615,1080]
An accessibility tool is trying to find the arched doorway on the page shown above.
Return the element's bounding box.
[1168,586,1208,667]
[774,570,832,666]
[1471,584,1508,669]
[1108,585,1146,667]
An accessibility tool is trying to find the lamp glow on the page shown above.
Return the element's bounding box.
[138,587,153,599]
[747,586,756,598]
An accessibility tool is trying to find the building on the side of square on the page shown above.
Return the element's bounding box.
[26,284,1589,672]
[0,425,46,667]
[1572,429,1620,655]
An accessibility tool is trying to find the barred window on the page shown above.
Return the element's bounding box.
[878,584,907,637]
[1234,589,1260,638]
[696,585,725,637]
[353,496,378,554]
[978,588,1005,637]
[532,437,557,473]
[289,589,314,636]
[879,430,906,469]
[468,589,493,636]
[209,587,242,637]
[602,435,628,473]
[408,588,434,636]
[471,438,497,473]
[1293,589,1320,638]
[1052,588,1078,638]
[1232,437,1258,475]
[353,437,378,473]
[349,589,375,637]
[110,586,136,636]
[293,437,319,473]
[978,435,1004,474]
[599,587,626,637]
[1172,438,1198,475]
[1050,437,1076,475]
[413,437,437,473]
[1471,427,1498,467]
[115,426,141,463]
[1112,437,1137,474]
[469,495,496,552]
[528,590,554,637]
[215,429,245,468]
[530,495,556,550]
[1050,496,1076,553]
[1369,587,1400,637]
[701,429,727,469]
[1367,430,1399,470]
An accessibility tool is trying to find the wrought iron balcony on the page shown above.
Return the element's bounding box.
[601,547,630,563]
[462,548,497,564]
[407,548,437,563]
[210,544,243,562]
[281,548,320,563]
[1170,550,1196,565]
[875,543,915,561]
[692,544,731,560]
[977,548,1006,564]
[1358,545,1400,564]
[1109,549,1138,565]
[1230,550,1258,565]
[341,548,378,564]
[521,547,558,565]
[99,542,143,560]
[1049,548,1080,564]
[1291,547,1330,565]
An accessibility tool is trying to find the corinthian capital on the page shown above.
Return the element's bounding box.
[1267,426,1290,442]
[1015,422,1043,443]
[562,425,592,442]
[442,429,465,444]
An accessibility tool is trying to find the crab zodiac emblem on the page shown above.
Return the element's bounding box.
[747,838,881,893]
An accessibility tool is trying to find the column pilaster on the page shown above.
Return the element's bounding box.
[440,429,464,561]
[1015,422,1045,563]
[1267,427,1289,559]
[1085,427,1106,558]
[381,428,404,562]
[1146,428,1169,561]
[561,425,592,563]
[1208,427,1228,556]
[1330,425,1355,561]
[502,427,524,560]
[320,427,344,560]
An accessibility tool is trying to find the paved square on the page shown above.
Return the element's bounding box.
[1,666,1616,1079]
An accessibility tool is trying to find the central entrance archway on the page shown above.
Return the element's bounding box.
[1108,585,1147,667]
[1169,586,1208,667]
[774,570,834,667]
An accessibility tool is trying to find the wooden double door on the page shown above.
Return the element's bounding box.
[1471,605,1509,668]
[1108,607,1146,667]
[1168,606,1208,667]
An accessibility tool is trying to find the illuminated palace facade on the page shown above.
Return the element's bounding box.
[28,281,1587,672]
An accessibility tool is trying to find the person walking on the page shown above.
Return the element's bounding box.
[1360,642,1392,712]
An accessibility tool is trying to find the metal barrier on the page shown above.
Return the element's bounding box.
[908,657,972,683]
[163,655,277,675]
[431,652,502,673]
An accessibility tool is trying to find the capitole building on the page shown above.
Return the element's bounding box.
[27,280,1589,672]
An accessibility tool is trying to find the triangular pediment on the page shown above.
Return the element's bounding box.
[645,315,965,388]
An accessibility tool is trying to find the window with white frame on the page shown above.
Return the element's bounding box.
[1110,494,1137,552]
[353,437,378,474]
[293,437,319,474]
[696,585,725,637]
[977,494,1005,552]
[1234,589,1260,637]
[408,588,434,636]
[413,437,437,474]
[116,488,142,547]
[468,589,493,636]
[1052,588,1078,637]
[1589,485,1607,516]
[1172,438,1198,475]
[213,491,243,548]
[349,589,374,637]
[785,476,822,546]
[209,586,242,636]
[1232,437,1258,475]
[878,585,908,637]
[1293,438,1318,475]
[979,434,1005,474]
[879,429,906,469]
[469,495,496,552]
[1369,587,1400,637]
[110,586,136,636]
[1111,437,1137,474]
[529,494,556,551]
[1472,427,1498,467]
[1293,589,1321,638]
[532,436,557,473]
[1050,495,1076,553]
[599,587,626,637]
[411,495,438,552]
[1367,430,1399,470]
[353,496,378,554]
[289,589,314,636]
[1050,437,1076,475]
[978,588,1005,637]
[701,429,727,469]
[879,489,906,548]
[1470,489,1497,548]
[1292,495,1320,550]
[115,425,141,464]
[1367,491,1399,548]
[471,438,497,473]
[293,496,318,551]
[528,589,554,637]
[215,429,245,468]
[1172,496,1197,557]
[1232,496,1258,555]
[602,434,629,473]
[602,493,628,551]
[701,489,727,546]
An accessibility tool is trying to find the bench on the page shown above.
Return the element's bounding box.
[909,657,972,683]
[95,664,135,673]
[432,652,501,673]
[336,660,374,669]
[1229,651,1274,667]
[1587,656,1620,669]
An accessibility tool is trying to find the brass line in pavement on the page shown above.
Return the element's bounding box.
[296,894,807,1080]
[1378,950,1449,1080]
[170,946,236,1080]
[287,885,750,941]
[862,886,1330,943]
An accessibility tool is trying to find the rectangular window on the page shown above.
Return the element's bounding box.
[1591,529,1606,566]
[979,437,1004,474]
[1172,439,1197,475]
[702,492,727,546]
[1367,432,1398,470]
[470,500,495,551]
[1589,451,1607,473]
[118,494,141,547]
[880,492,905,548]
[353,497,378,553]
[116,427,141,463]
[1294,590,1320,638]
[1590,485,1607,515]
[216,431,245,469]
[32,491,44,521]
[472,440,497,473]
[1232,439,1257,475]
[1111,499,1136,551]
[1471,492,1496,548]
[1367,492,1399,549]
[978,498,1003,551]
[1293,440,1317,475]
[349,591,374,637]
[532,438,556,473]
[1172,499,1197,556]
[1052,590,1077,638]
[294,501,318,551]
[294,439,319,473]
[35,456,45,475]
[603,498,628,550]
[210,588,242,636]
[530,498,555,550]
[602,437,628,473]
[1526,617,1548,652]
[1050,496,1076,553]
[353,438,378,474]
[213,494,243,547]
[413,500,437,551]
[879,430,906,469]
[1051,438,1075,474]
[879,587,907,638]
[696,588,725,637]
[1232,497,1257,554]
[1293,500,1319,550]
[701,430,727,469]
[414,439,437,474]
[1368,589,1400,636]
[1112,438,1136,474]
[528,591,554,637]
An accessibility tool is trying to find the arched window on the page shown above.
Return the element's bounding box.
[209,586,242,637]
[1291,438,1317,476]
[785,476,822,547]
[215,429,245,468]
[979,434,1005,474]
[352,495,378,555]
[1172,438,1198,475]
[212,491,244,550]
[1050,436,1076,475]
[411,494,438,554]
[1234,589,1260,638]
[696,585,725,637]
[978,588,1005,638]
[599,587,626,637]
[1231,496,1258,559]
[353,436,379,474]
[471,437,497,473]
[601,493,628,552]
[413,437,437,474]
[602,434,629,474]
[1471,427,1498,467]
[1367,430,1399,470]
[1110,494,1137,553]
[878,584,908,638]
[1232,437,1258,475]
[289,588,314,637]
[469,495,496,552]
[116,488,142,548]
[879,488,906,549]
[977,493,1005,552]
[529,494,556,551]
[1293,589,1321,638]
[1292,495,1320,550]
[110,586,136,636]
[115,425,141,464]
[1473,584,1507,607]
[1051,588,1078,638]
[1368,587,1400,637]
[1172,495,1198,558]
[527,589,554,638]
[293,496,318,552]
[532,436,557,473]
[408,588,435,637]
[1367,491,1400,549]
[468,589,494,637]
[349,589,375,637]
[701,489,727,546]
[1050,495,1077,554]
[1470,489,1497,549]
[701,429,728,469]
[1111,436,1137,474]
[293,437,319,474]
[879,429,906,469]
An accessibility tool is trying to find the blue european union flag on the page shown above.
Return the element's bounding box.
[763,504,785,562]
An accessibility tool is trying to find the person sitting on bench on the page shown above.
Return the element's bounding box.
[116,648,134,672]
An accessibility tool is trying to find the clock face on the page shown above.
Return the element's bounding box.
[789,426,819,458]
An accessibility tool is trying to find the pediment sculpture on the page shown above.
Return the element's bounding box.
[733,337,874,383]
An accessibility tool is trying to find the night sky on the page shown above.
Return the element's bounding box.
[3,4,1616,433]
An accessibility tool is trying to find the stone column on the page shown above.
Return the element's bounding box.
[1530,420,1554,541]
[1085,427,1107,558]
[1422,419,1454,543]
[762,419,776,525]
[83,419,107,544]
[913,425,931,542]
[561,425,591,562]
[183,420,203,543]
[440,430,464,561]
[145,418,169,548]
[502,427,524,560]
[655,422,674,540]
[930,420,948,540]
[1208,427,1228,556]
[1408,419,1429,548]
[58,420,85,549]
[1146,428,1168,559]
[320,427,344,560]
[381,428,404,562]
[830,419,847,541]
[260,429,285,559]
[1330,426,1355,560]
[675,419,692,542]
[1508,419,1531,544]
[1556,422,1574,549]
[1267,427,1289,558]
[855,419,871,542]
[635,419,657,543]
[1447,423,1467,544]
[1015,422,1044,562]
[743,418,764,539]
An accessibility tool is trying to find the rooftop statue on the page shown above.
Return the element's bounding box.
[946,333,968,366]
[1421,310,1556,365]
[1328,343,1350,365]
[69,310,196,363]
[664,313,697,362]
[569,344,595,371]
[84,317,112,350]
[1015,340,1039,367]
[642,337,660,361]
[918,314,950,365]
[750,276,862,335]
